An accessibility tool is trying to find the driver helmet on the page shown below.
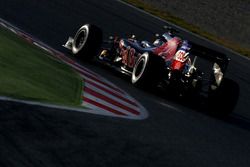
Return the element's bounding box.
[153,39,164,46]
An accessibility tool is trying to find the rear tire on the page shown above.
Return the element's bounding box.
[132,52,164,88]
[208,78,239,117]
[72,24,102,60]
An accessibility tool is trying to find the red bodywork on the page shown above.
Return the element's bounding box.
[118,37,189,71]
[153,37,190,71]
[171,60,185,71]
[153,37,181,61]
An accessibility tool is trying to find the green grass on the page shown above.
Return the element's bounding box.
[123,0,250,57]
[0,27,83,106]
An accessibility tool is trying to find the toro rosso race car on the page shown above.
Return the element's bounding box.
[63,24,230,98]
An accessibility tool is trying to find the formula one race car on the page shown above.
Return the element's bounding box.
[63,24,230,98]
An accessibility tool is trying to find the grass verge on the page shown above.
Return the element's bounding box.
[0,27,83,106]
[123,0,250,57]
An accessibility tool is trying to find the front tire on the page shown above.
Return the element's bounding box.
[72,24,102,60]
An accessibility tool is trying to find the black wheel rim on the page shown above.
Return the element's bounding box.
[75,29,86,48]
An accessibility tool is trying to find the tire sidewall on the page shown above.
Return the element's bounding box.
[72,24,90,54]
[132,52,149,84]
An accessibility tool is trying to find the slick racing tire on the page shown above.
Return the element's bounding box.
[208,78,239,117]
[132,52,164,88]
[72,24,102,60]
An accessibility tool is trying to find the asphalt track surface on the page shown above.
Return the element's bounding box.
[0,0,250,166]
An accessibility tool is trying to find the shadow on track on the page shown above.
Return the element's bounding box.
[32,54,250,134]
[93,59,240,118]
[73,57,248,135]
[150,78,240,119]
